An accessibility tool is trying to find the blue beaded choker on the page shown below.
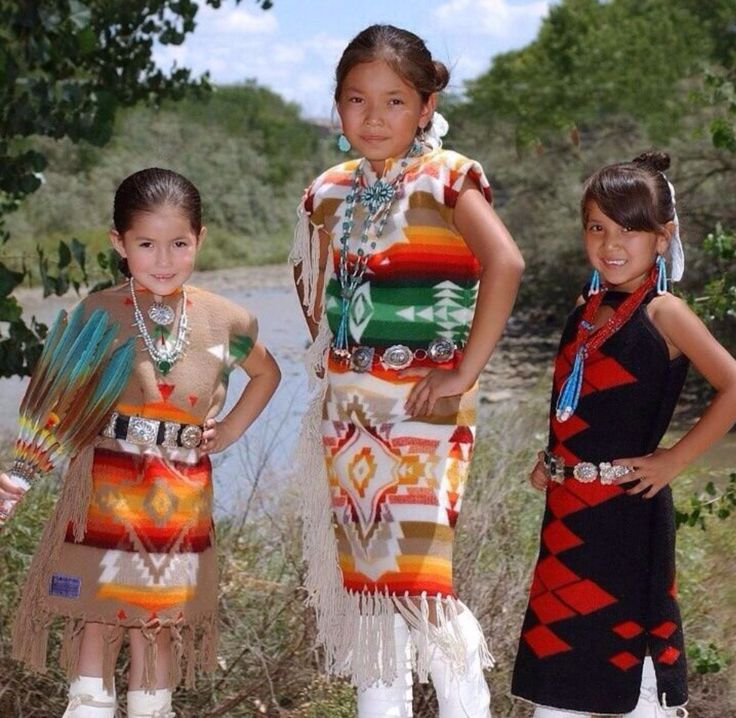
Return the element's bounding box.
[332,141,422,358]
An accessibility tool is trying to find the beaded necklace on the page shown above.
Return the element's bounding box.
[555,267,657,422]
[332,142,421,358]
[129,279,189,375]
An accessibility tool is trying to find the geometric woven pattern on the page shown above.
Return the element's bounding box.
[323,364,475,593]
[512,285,690,713]
[305,149,492,600]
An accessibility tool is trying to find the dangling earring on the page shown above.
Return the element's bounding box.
[588,269,601,296]
[337,133,351,152]
[413,127,425,154]
[656,254,668,294]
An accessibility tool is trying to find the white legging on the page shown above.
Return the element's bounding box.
[357,610,491,718]
[532,656,688,717]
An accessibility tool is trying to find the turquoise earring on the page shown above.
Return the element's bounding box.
[588,269,601,296]
[656,255,667,294]
[337,133,351,152]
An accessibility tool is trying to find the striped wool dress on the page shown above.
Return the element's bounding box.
[292,148,494,687]
[11,284,258,689]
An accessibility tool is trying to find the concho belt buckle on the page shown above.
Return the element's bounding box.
[572,462,598,483]
[162,421,181,449]
[427,337,456,363]
[180,424,203,449]
[599,462,631,485]
[544,451,565,483]
[349,346,375,373]
[126,417,159,447]
[380,344,413,370]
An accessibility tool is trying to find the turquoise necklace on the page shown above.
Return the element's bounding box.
[333,141,421,358]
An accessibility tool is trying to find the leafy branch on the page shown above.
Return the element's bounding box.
[675,474,736,530]
[0,0,273,377]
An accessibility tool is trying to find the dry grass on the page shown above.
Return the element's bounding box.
[0,396,733,716]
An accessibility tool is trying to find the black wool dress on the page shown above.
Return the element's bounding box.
[512,288,689,715]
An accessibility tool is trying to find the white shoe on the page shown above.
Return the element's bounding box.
[624,657,688,717]
[357,614,413,718]
[62,676,116,718]
[127,689,175,718]
[430,609,491,718]
[533,709,591,718]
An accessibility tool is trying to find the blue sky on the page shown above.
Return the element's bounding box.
[154,0,553,119]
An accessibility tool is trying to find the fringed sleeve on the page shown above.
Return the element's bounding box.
[289,183,326,322]
[289,180,333,383]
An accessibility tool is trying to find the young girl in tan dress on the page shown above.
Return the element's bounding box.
[0,168,281,717]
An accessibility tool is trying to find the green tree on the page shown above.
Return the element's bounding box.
[0,0,272,377]
[461,0,733,144]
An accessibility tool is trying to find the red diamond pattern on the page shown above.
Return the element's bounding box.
[556,579,616,615]
[523,624,572,658]
[649,621,677,639]
[536,556,579,591]
[550,413,588,444]
[547,485,588,519]
[612,620,644,639]
[581,354,636,393]
[565,479,623,507]
[543,519,583,554]
[531,592,576,624]
[658,646,681,665]
[609,651,641,671]
[529,574,545,599]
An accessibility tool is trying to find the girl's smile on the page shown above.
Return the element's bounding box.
[110,204,205,297]
[336,59,435,174]
[583,200,670,292]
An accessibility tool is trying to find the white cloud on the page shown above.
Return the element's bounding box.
[152,1,554,118]
[433,0,550,40]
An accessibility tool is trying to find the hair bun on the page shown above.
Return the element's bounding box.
[632,150,671,173]
[433,60,450,92]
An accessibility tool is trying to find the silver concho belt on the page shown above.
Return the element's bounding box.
[543,450,632,485]
[102,411,203,449]
[341,337,459,372]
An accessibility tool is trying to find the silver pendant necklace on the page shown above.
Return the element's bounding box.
[129,279,189,375]
[148,302,175,325]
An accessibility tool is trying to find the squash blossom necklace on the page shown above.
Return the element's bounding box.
[332,140,422,358]
[130,279,189,375]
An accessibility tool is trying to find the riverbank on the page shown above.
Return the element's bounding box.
[4,263,733,476]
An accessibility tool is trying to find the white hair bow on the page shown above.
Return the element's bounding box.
[423,111,449,149]
[666,179,685,282]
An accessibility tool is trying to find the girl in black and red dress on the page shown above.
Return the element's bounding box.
[511,152,736,717]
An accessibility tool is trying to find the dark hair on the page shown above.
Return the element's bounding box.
[581,151,675,232]
[113,167,202,235]
[334,24,449,127]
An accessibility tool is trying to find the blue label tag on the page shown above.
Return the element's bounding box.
[49,573,81,599]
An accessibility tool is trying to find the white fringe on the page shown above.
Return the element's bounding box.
[289,203,327,321]
[294,377,493,688]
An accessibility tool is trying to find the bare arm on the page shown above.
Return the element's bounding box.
[615,294,736,497]
[452,183,525,384]
[201,342,281,454]
[405,182,524,416]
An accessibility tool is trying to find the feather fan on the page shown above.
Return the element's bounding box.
[5,304,133,495]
